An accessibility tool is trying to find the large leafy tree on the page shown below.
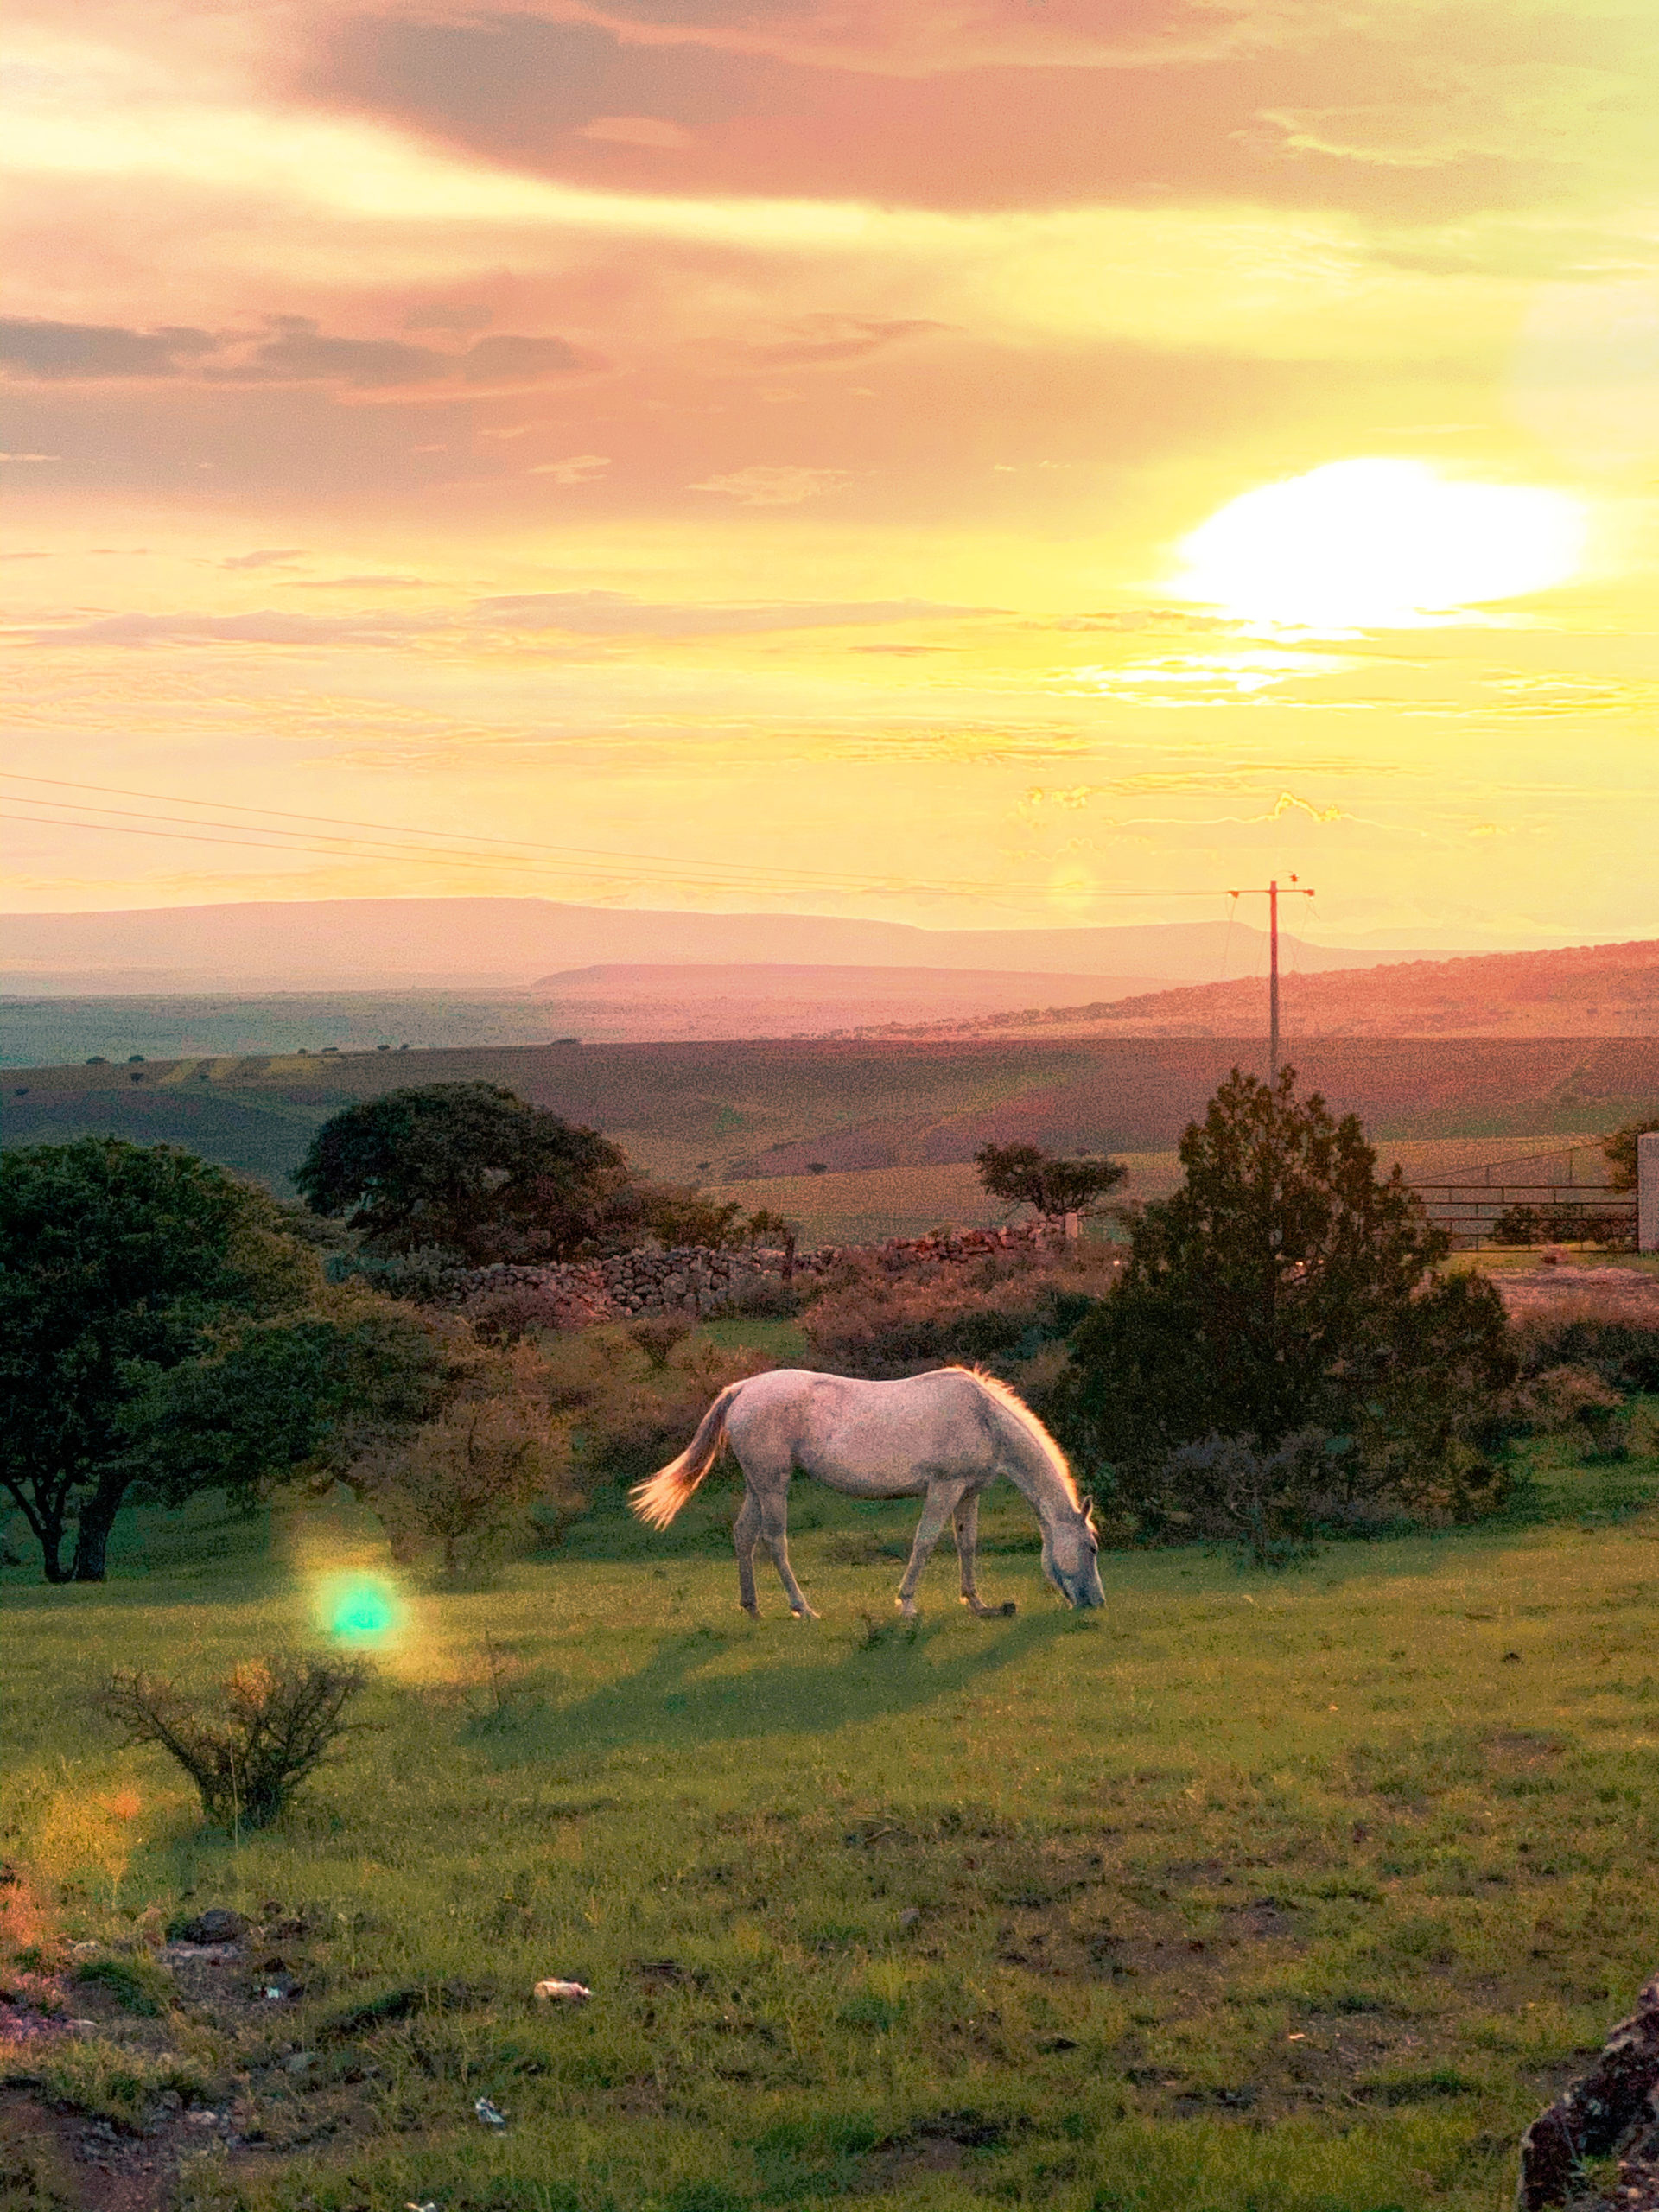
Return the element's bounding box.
[294,1084,634,1263]
[0,1139,316,1581]
[1063,1068,1515,1518]
[974,1141,1127,1219]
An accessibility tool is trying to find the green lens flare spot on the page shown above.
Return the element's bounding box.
[321,1575,400,1644]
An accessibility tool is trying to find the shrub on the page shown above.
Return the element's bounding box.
[1604,1118,1659,1194]
[1491,1202,1633,1249]
[1149,1429,1379,1565]
[1510,1305,1659,1397]
[349,1341,581,1578]
[1520,1363,1631,1460]
[74,1952,175,2017]
[465,1281,598,1345]
[629,1315,693,1370]
[801,1246,1118,1381]
[576,1342,772,1488]
[96,1656,373,1833]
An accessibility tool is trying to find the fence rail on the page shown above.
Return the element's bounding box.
[1407,1179,1636,1251]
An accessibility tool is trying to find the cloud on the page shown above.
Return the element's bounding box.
[0,319,217,380]
[21,610,429,647]
[220,547,307,570]
[0,315,593,396]
[218,317,589,392]
[0,451,60,462]
[747,314,950,366]
[528,454,612,483]
[470,591,982,634]
[577,116,696,149]
[403,302,493,334]
[21,593,988,647]
[688,465,851,504]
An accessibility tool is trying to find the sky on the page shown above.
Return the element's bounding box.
[3,0,1656,948]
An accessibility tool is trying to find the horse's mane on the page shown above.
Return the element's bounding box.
[952,1366,1082,1510]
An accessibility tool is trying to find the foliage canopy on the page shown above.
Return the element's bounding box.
[0,1138,316,1581]
[1603,1117,1659,1194]
[974,1141,1127,1220]
[294,1083,634,1263]
[1062,1067,1516,1528]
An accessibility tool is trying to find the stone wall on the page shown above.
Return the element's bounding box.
[423,1217,1069,1323]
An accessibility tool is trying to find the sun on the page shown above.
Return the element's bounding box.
[1173,458,1586,629]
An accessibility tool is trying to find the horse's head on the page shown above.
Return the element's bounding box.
[1042,1498,1104,1609]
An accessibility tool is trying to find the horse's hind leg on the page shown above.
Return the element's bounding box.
[953,1492,1016,1618]
[733,1488,763,1618]
[744,1452,817,1619]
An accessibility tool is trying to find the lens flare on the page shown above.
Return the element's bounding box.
[317,1573,402,1646]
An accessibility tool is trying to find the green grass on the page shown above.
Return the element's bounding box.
[3,1424,1658,2212]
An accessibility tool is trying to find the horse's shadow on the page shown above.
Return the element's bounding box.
[469,1610,1076,1769]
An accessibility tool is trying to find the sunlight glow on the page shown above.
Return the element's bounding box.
[1173,460,1586,629]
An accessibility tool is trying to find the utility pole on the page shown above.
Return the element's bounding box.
[1228,875,1316,1083]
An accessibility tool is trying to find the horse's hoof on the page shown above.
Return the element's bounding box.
[791,1605,820,1621]
[998,1601,1017,1617]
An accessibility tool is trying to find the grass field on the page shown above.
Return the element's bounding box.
[3,1380,1657,2212]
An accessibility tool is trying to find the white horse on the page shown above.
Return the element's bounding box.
[632,1366,1104,1619]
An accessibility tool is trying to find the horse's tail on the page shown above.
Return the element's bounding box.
[630,1383,742,1530]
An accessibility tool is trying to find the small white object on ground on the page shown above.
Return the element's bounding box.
[532,1979,591,2002]
[898,1909,921,1929]
[406,2202,439,2211]
[474,2096,508,2127]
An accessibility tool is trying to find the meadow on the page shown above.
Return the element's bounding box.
[3,1382,1656,2212]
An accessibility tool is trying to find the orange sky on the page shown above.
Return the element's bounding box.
[3,0,1656,946]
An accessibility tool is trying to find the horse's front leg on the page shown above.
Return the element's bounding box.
[895,1485,957,1618]
[953,1491,1016,1618]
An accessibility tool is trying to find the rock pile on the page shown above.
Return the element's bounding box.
[1518,1968,1659,2209]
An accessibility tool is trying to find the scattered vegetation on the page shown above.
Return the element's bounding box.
[1604,1116,1659,1192]
[94,1654,373,1833]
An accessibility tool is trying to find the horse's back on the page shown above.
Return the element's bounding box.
[726,1366,995,1493]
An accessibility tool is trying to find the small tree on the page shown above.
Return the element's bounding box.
[1604,1119,1659,1194]
[294,1084,634,1263]
[346,1338,579,1580]
[1063,1067,1515,1522]
[975,1141,1127,1220]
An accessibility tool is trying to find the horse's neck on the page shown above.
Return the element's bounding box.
[989,1410,1070,1527]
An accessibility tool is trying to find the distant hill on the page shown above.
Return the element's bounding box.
[0,896,1472,992]
[895,938,1659,1041]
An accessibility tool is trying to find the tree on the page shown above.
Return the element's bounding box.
[1062,1067,1515,1522]
[1604,1119,1659,1194]
[294,1084,634,1263]
[975,1141,1127,1219]
[0,1139,317,1581]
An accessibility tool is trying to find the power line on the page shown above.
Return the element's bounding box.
[1,774,1249,911]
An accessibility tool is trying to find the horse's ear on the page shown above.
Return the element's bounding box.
[1084,1498,1096,1529]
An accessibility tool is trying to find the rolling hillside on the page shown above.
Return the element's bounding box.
[912,938,1659,1040]
[5,1034,1656,1203]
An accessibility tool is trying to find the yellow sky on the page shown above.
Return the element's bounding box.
[3,0,1656,945]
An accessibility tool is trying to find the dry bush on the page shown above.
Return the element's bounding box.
[801,1245,1120,1380]
[95,1656,372,1833]
[577,1342,772,1487]
[464,1281,601,1345]
[1520,1363,1632,1460]
[628,1314,693,1370]
[352,1340,579,1578]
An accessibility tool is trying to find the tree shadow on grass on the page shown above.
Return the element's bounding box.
[468,1610,1076,1769]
